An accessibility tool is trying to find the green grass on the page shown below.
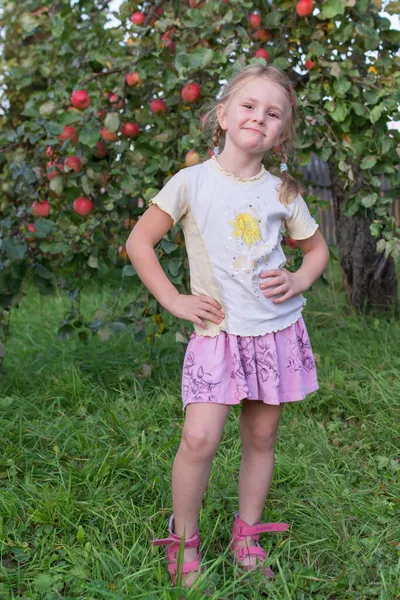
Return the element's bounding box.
[1,266,399,599]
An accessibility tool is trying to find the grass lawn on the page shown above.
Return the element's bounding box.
[1,264,399,599]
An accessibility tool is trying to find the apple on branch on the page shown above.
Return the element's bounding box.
[121,122,140,138]
[296,0,314,17]
[248,12,261,29]
[181,83,201,103]
[150,98,167,114]
[32,200,50,217]
[59,125,78,146]
[73,197,94,216]
[71,89,90,109]
[130,12,145,25]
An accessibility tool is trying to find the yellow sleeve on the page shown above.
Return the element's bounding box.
[285,193,319,240]
[149,171,189,226]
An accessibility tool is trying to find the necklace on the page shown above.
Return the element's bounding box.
[212,155,266,182]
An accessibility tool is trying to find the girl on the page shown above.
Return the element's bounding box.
[126,63,329,588]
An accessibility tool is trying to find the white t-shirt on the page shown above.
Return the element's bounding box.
[150,156,318,337]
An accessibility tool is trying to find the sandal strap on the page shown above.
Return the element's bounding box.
[167,557,200,576]
[151,525,200,550]
[234,545,267,562]
[235,521,289,540]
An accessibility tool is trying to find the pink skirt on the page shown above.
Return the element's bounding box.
[182,316,319,409]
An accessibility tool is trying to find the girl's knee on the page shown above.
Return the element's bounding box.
[180,423,220,461]
[241,420,278,453]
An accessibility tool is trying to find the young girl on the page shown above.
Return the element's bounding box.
[126,63,329,588]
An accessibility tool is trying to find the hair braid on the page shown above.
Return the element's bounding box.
[212,123,223,149]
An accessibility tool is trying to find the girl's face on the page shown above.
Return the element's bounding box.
[217,76,290,156]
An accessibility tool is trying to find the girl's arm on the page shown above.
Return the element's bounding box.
[126,205,225,328]
[259,229,329,304]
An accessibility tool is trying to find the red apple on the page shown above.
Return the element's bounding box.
[97,110,106,118]
[64,156,82,173]
[185,150,200,167]
[150,98,167,114]
[296,0,314,17]
[25,222,38,242]
[181,82,201,103]
[207,148,215,157]
[130,12,145,25]
[285,236,300,249]
[252,29,272,42]
[59,125,78,146]
[121,122,140,138]
[46,160,63,180]
[71,89,90,109]
[248,12,261,29]
[95,141,108,158]
[73,197,93,216]
[32,200,50,217]
[189,0,206,7]
[125,71,142,86]
[161,29,175,51]
[46,145,55,158]
[255,48,269,61]
[305,59,316,69]
[100,127,118,142]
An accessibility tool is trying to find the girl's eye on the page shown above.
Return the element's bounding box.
[243,104,253,109]
[269,113,278,118]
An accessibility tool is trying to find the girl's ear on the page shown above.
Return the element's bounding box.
[217,103,227,131]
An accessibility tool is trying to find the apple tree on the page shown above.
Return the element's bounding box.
[0,0,399,367]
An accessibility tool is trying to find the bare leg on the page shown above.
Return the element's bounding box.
[237,400,283,567]
[171,402,231,585]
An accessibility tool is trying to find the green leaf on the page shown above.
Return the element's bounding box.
[34,218,56,236]
[385,1,400,14]
[175,49,213,74]
[105,113,120,134]
[77,526,85,543]
[34,264,54,280]
[344,198,360,217]
[334,77,351,96]
[308,42,326,57]
[361,193,378,208]
[80,122,101,147]
[271,57,290,70]
[370,104,384,124]
[370,222,381,237]
[360,155,378,169]
[88,255,99,269]
[319,0,345,19]
[4,239,27,260]
[331,103,349,122]
[51,14,65,37]
[49,175,64,196]
[122,265,136,277]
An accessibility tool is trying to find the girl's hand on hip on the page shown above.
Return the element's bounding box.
[169,294,225,328]
[259,268,304,304]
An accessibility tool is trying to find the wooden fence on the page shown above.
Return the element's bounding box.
[298,153,400,246]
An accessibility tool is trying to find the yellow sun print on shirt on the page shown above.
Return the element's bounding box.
[229,212,262,247]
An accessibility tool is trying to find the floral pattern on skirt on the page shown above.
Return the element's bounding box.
[182,316,318,409]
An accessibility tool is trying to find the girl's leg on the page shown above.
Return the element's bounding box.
[237,400,284,566]
[171,402,231,583]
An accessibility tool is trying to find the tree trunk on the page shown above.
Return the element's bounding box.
[329,163,398,313]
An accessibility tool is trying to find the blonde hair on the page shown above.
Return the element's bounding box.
[202,64,300,206]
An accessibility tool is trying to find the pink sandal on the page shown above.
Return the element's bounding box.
[151,514,203,586]
[230,513,289,578]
